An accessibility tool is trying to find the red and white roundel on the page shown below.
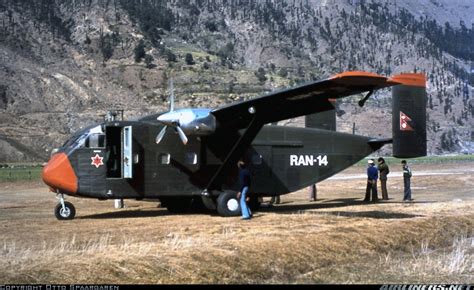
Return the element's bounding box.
[91,154,104,168]
[400,111,414,131]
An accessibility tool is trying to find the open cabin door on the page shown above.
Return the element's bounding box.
[105,125,133,179]
[123,126,132,178]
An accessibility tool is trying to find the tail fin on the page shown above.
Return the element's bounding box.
[391,73,427,158]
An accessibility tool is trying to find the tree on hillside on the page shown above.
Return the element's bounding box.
[255,67,267,84]
[134,40,146,63]
[99,33,114,64]
[278,68,288,78]
[144,54,154,69]
[185,53,195,65]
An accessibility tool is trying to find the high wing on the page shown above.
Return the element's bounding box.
[202,71,413,191]
[211,71,402,129]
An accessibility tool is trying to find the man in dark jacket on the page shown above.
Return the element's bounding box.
[364,159,379,202]
[401,160,413,202]
[377,157,390,200]
[308,183,317,202]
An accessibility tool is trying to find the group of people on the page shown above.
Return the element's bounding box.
[365,158,413,203]
[237,157,414,220]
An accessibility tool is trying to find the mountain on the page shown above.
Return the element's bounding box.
[0,0,473,162]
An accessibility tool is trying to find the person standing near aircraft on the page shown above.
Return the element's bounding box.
[364,159,379,202]
[377,157,390,200]
[237,160,252,220]
[308,183,317,202]
[401,160,413,202]
[269,195,280,205]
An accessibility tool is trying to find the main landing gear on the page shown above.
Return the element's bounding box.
[213,191,261,217]
[54,193,76,220]
[216,191,241,217]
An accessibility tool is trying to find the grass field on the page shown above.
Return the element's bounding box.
[356,154,474,166]
[0,165,42,182]
[0,160,472,284]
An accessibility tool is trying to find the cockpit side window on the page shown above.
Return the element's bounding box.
[86,133,106,148]
[62,125,105,150]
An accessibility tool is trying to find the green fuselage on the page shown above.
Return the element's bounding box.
[62,121,383,200]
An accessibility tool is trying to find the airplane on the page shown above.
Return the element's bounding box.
[42,71,427,220]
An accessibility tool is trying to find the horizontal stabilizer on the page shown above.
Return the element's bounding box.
[368,138,393,150]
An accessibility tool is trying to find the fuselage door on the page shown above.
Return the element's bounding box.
[123,126,133,178]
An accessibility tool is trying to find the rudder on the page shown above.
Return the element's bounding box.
[391,73,427,158]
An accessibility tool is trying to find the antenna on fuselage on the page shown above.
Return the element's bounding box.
[169,78,174,112]
[104,109,124,122]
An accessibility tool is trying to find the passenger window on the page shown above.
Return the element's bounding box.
[252,154,263,165]
[185,152,198,165]
[87,133,105,148]
[159,153,170,165]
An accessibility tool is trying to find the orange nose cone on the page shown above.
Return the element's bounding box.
[42,153,78,194]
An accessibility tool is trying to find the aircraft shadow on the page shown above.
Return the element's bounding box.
[259,198,425,219]
[311,210,422,219]
[259,198,362,212]
[79,198,431,220]
[78,208,205,219]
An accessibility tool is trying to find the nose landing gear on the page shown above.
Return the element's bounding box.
[54,193,76,220]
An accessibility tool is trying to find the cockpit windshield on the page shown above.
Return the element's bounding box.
[62,125,105,150]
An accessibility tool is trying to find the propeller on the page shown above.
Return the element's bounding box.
[155,125,168,144]
[155,79,189,145]
[175,125,188,145]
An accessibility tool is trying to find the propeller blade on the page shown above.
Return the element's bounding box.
[175,126,188,145]
[156,126,168,144]
[169,78,174,112]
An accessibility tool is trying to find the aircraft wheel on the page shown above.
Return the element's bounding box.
[216,191,241,217]
[54,201,76,220]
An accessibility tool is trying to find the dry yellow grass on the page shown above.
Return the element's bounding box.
[0,162,473,284]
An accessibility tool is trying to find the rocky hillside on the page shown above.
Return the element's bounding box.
[0,0,473,162]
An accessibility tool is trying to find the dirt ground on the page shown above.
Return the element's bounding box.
[0,161,473,284]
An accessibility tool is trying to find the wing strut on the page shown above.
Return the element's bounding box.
[358,89,374,107]
[202,116,263,196]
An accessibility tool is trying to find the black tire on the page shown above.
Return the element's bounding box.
[217,191,241,217]
[54,201,76,220]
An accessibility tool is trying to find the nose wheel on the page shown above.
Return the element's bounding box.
[54,194,76,220]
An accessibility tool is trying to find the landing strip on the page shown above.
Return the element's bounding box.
[0,161,472,284]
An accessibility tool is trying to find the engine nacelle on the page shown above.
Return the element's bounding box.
[180,109,217,136]
[157,108,216,136]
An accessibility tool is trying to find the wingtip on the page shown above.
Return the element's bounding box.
[329,71,399,86]
[330,71,385,79]
[389,73,426,88]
